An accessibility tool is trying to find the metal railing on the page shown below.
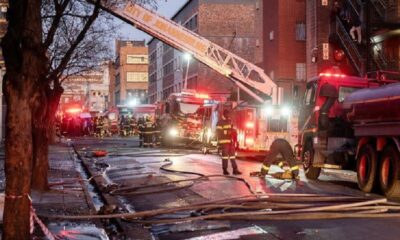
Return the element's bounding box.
[336,17,364,75]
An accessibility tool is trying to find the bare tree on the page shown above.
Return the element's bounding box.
[1,0,156,238]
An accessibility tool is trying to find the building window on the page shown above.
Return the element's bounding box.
[127,55,148,64]
[163,61,174,76]
[295,22,306,41]
[296,63,306,81]
[149,73,157,83]
[127,72,148,82]
[115,73,120,86]
[115,91,120,105]
[184,14,198,30]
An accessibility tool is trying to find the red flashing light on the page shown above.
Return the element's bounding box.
[195,93,209,99]
[245,138,254,146]
[245,121,254,128]
[66,108,82,114]
[319,73,346,78]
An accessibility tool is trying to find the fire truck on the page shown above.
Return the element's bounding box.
[272,70,400,198]
[155,90,225,147]
[232,103,297,152]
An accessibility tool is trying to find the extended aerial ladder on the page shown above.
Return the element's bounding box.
[100,2,276,103]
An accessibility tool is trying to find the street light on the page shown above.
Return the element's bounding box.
[183,53,192,90]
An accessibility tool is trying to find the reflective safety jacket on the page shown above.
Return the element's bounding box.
[216,119,234,145]
[143,120,154,134]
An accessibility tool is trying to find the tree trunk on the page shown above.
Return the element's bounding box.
[31,84,63,191]
[31,124,50,191]
[1,0,47,238]
[2,78,34,240]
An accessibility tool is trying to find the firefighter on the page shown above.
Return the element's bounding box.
[260,139,301,180]
[216,109,242,175]
[123,115,131,136]
[96,116,104,138]
[153,118,162,146]
[137,116,145,147]
[130,116,137,136]
[143,115,154,147]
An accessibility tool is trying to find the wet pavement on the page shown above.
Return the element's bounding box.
[70,137,400,240]
[2,137,400,239]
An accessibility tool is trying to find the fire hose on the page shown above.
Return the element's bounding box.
[41,145,400,224]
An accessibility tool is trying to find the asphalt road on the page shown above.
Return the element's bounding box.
[73,136,400,240]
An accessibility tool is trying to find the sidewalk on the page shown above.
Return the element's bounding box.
[0,141,107,239]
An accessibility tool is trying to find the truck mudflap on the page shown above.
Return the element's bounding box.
[259,139,302,179]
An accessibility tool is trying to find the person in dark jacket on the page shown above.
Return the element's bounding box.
[216,109,242,175]
[138,117,145,147]
[143,115,154,147]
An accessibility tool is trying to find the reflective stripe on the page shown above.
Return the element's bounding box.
[217,126,223,129]
[218,140,231,144]
[278,162,284,167]
[262,165,270,171]
[290,165,300,171]
[229,157,236,160]
[223,125,232,129]
[222,156,229,160]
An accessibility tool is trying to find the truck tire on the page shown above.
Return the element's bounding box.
[356,144,378,193]
[268,139,300,178]
[302,141,321,180]
[379,146,400,199]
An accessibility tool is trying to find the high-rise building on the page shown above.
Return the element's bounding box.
[114,40,149,106]
[148,0,306,105]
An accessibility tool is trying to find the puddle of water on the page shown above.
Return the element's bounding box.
[185,226,267,240]
[48,222,109,240]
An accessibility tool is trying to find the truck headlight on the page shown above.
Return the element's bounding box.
[169,127,178,137]
[281,106,291,116]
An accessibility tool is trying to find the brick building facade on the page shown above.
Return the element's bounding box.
[114,40,149,106]
[263,0,306,105]
[148,0,266,104]
[148,0,307,105]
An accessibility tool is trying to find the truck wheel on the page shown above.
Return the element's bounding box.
[302,142,321,180]
[379,146,400,199]
[356,144,378,193]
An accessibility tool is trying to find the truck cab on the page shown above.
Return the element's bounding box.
[299,72,375,179]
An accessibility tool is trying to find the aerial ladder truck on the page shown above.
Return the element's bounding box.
[97,2,301,176]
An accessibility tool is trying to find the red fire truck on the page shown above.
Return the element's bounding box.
[156,90,226,147]
[276,70,400,198]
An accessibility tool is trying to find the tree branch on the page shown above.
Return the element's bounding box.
[48,0,101,82]
[43,0,71,49]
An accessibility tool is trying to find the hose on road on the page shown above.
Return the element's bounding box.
[53,144,400,224]
[108,158,257,196]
